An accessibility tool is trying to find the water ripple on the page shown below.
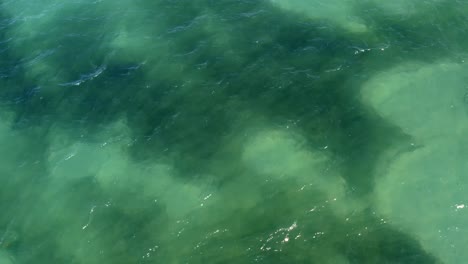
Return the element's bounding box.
[60,65,106,86]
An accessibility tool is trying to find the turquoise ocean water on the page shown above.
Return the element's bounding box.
[1,0,468,263]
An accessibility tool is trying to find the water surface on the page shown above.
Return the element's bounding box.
[1,0,468,263]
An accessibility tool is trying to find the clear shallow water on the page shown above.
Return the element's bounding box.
[0,0,467,263]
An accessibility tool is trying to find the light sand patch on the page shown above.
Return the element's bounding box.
[0,250,13,264]
[363,61,468,263]
[47,119,212,220]
[240,127,365,216]
[243,129,343,193]
[39,119,215,262]
[361,62,468,141]
[374,139,468,263]
[269,0,368,33]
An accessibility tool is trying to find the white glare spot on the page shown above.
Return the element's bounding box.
[64,153,76,161]
[287,222,297,231]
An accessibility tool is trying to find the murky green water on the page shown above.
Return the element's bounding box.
[1,0,468,263]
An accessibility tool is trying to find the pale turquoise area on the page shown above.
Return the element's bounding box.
[0,0,468,263]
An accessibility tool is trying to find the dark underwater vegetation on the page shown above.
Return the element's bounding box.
[1,0,468,263]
